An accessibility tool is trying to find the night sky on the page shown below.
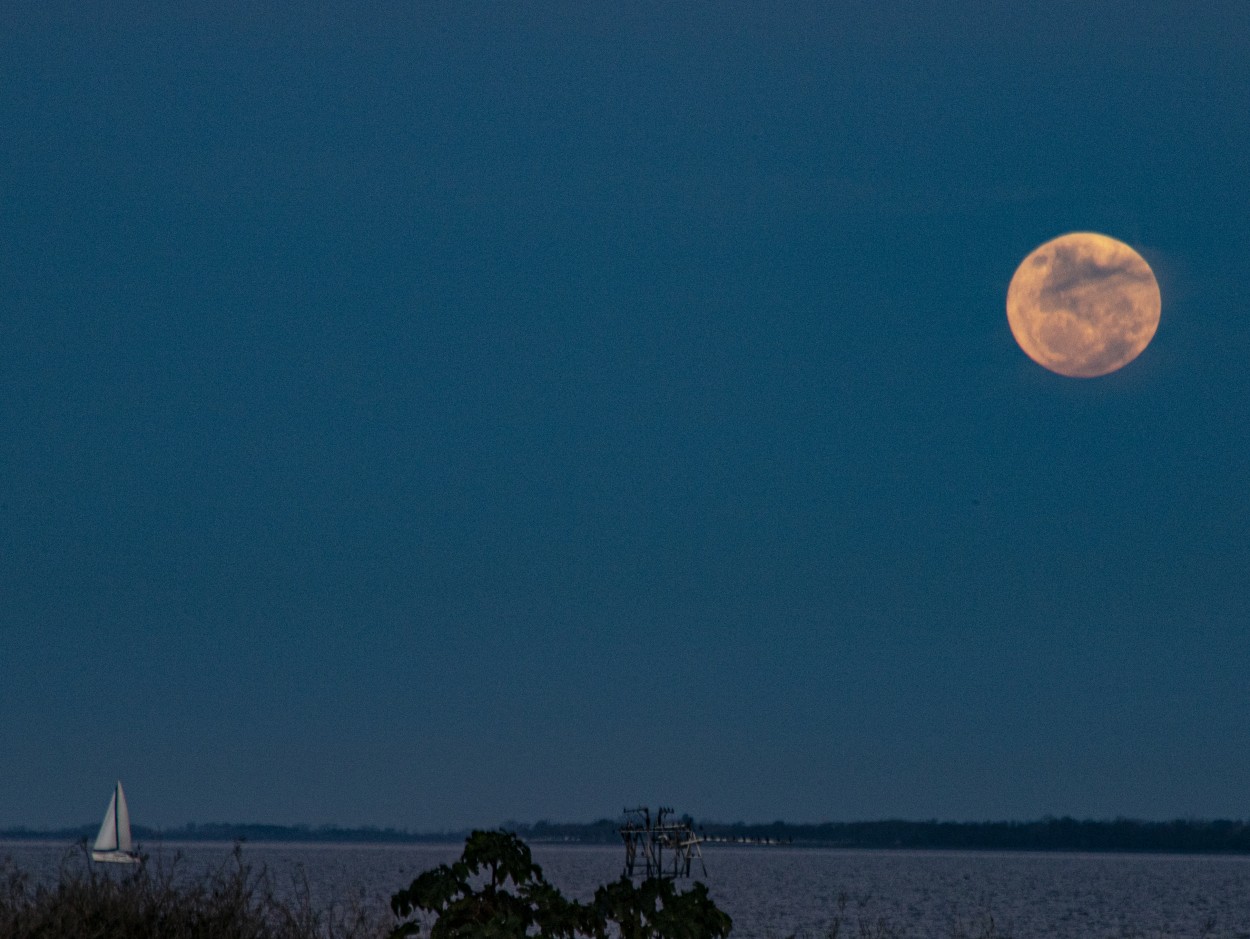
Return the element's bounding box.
[3,4,1250,831]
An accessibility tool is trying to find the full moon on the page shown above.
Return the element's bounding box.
[1006,232,1161,378]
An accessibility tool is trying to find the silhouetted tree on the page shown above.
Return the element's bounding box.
[390,830,731,939]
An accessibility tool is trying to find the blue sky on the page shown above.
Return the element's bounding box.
[3,3,1250,830]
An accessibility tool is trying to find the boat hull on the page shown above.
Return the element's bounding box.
[91,850,141,864]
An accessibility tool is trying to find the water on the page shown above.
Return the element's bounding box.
[4,839,1250,938]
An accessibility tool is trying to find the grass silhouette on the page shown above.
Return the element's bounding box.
[0,842,389,939]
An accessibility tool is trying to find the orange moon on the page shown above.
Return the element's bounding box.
[1006,232,1161,378]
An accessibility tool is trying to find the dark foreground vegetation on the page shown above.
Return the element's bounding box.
[0,832,730,939]
[390,829,730,938]
[0,843,389,939]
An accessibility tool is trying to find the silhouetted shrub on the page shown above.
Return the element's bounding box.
[0,843,388,939]
[390,830,732,939]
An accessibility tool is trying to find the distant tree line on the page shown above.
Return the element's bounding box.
[9,817,1250,854]
[696,817,1250,854]
[0,822,453,844]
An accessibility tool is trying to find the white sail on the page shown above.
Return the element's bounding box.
[94,789,119,852]
[91,781,139,863]
[115,782,133,852]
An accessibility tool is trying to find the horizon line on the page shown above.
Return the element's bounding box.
[5,815,1250,838]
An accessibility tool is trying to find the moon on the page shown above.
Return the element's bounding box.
[1006,232,1161,378]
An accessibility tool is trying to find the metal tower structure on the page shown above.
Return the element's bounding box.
[619,806,707,879]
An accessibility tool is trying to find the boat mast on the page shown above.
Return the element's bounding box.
[114,782,122,851]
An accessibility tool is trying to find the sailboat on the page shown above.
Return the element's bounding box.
[92,780,141,864]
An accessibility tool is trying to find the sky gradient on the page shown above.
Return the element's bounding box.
[3,2,1250,831]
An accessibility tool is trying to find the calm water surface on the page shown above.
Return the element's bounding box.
[4,840,1250,938]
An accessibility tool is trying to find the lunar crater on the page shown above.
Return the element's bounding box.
[1006,232,1161,378]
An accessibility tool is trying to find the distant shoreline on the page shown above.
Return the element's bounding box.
[7,818,1250,855]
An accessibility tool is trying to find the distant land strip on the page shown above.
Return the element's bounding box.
[8,818,1250,854]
